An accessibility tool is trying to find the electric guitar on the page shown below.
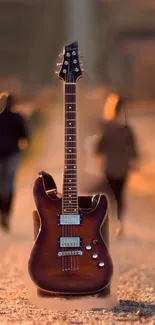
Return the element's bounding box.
[28,41,113,295]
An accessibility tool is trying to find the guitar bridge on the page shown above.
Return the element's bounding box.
[58,250,83,257]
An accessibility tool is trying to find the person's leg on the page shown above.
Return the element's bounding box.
[1,154,20,230]
[105,174,128,236]
[116,177,127,221]
[106,174,127,220]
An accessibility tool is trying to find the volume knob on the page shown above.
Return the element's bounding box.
[98,262,105,268]
[86,245,91,251]
[92,253,98,259]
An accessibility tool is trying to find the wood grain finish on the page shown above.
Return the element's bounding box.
[28,175,113,295]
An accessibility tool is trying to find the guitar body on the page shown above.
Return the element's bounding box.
[28,173,113,295]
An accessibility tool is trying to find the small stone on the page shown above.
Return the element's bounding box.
[136,309,143,317]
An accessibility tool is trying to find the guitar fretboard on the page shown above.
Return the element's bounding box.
[62,83,78,214]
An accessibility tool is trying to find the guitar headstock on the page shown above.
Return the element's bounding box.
[56,41,83,83]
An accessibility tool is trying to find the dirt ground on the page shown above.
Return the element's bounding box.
[0,102,155,324]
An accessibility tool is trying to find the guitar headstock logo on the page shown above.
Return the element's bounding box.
[56,41,83,83]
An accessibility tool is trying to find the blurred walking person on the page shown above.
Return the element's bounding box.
[0,94,29,231]
[95,94,140,235]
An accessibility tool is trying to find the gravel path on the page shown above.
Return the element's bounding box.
[0,106,155,324]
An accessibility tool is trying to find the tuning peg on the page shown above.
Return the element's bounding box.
[59,53,63,58]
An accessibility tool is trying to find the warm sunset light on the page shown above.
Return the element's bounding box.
[103,93,119,120]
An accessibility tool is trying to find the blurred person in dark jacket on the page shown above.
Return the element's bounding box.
[0,94,29,231]
[95,95,140,236]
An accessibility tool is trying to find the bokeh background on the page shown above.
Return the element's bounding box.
[0,0,154,320]
[0,0,154,238]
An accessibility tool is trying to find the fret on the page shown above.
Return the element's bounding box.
[63,187,77,189]
[65,149,76,151]
[64,164,77,165]
[62,202,78,204]
[62,200,77,202]
[63,194,76,198]
[62,207,78,209]
[65,82,76,84]
[65,93,76,95]
[63,191,77,197]
[63,179,77,181]
[65,108,76,110]
[65,102,76,104]
[64,170,77,173]
[66,119,76,122]
[62,200,78,202]
[64,172,77,174]
[65,137,76,140]
[62,210,78,212]
[65,152,76,155]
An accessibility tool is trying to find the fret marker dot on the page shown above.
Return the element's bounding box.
[74,209,77,211]
[69,194,71,197]
[69,137,71,140]
[74,166,76,168]
[69,201,71,203]
[69,123,71,125]
[69,150,72,152]
[64,209,66,212]
[69,180,71,182]
[69,106,71,109]
[69,187,71,190]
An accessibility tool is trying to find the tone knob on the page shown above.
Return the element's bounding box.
[92,253,98,259]
[92,239,98,245]
[98,262,105,267]
[86,245,91,251]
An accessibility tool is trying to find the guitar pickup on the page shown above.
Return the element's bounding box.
[58,214,81,225]
[58,237,82,248]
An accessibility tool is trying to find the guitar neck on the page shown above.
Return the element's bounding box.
[62,82,78,214]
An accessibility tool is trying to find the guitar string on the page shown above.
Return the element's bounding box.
[71,82,77,271]
[73,82,76,271]
[75,82,78,271]
[62,81,65,272]
[65,76,67,271]
[69,82,75,271]
[69,82,73,271]
[65,81,69,270]
[69,82,74,271]
[73,82,77,271]
[68,81,74,269]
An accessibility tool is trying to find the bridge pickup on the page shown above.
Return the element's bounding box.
[58,214,81,225]
[59,237,81,248]
[58,250,83,257]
